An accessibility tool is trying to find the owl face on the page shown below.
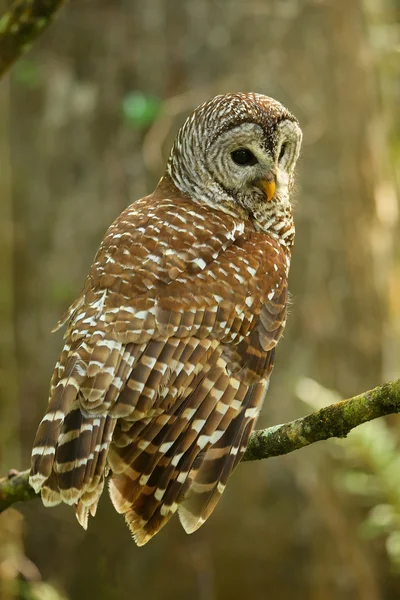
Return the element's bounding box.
[166,93,302,236]
[206,118,302,211]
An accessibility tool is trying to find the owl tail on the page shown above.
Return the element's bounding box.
[108,373,266,546]
[178,393,258,533]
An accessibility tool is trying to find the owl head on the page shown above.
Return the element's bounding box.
[166,93,302,240]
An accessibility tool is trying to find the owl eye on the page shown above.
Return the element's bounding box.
[231,148,258,166]
[278,143,288,162]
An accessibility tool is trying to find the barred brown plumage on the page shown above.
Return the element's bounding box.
[30,93,302,545]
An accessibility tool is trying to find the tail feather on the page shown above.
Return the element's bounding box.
[139,377,251,539]
[30,370,83,493]
[38,407,115,511]
[74,416,116,530]
[179,380,267,533]
[54,408,103,505]
[108,351,252,546]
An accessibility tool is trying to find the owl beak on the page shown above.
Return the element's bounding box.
[256,175,276,202]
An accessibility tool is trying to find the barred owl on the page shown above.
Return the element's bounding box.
[30,93,302,545]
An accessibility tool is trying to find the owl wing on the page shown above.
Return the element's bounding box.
[30,191,289,544]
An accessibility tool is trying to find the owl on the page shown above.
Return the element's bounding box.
[30,93,302,545]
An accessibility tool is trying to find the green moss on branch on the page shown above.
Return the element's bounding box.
[0,469,37,512]
[243,379,400,461]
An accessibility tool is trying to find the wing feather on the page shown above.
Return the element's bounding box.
[179,379,269,533]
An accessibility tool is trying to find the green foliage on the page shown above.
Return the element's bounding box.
[122,91,162,129]
[339,419,400,569]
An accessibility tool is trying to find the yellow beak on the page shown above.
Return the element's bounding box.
[257,177,276,202]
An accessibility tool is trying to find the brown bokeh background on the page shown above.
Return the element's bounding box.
[1,1,400,598]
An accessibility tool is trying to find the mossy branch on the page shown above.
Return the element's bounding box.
[1,378,400,513]
[0,469,37,511]
[0,0,67,78]
[243,378,400,461]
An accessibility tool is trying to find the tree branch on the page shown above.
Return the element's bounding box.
[243,378,400,461]
[0,469,37,511]
[1,378,400,513]
[0,0,67,78]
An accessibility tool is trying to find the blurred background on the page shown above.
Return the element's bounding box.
[0,0,400,598]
